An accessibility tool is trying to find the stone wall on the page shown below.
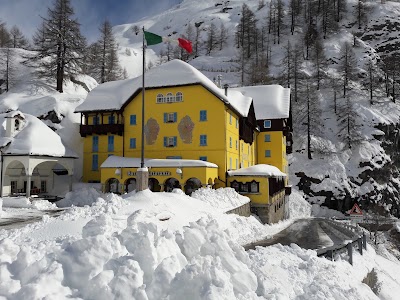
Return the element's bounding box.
[251,195,287,224]
[226,202,251,217]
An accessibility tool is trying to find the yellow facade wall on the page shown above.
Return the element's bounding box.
[257,131,288,178]
[82,134,123,182]
[122,85,241,185]
[227,175,270,204]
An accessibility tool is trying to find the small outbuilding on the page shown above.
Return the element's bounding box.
[0,111,77,198]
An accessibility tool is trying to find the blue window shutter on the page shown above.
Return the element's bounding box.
[173,136,177,146]
[164,137,167,147]
[164,113,167,123]
[174,112,177,122]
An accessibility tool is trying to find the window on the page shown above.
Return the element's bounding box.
[265,150,271,157]
[199,156,207,161]
[236,119,239,128]
[229,157,232,170]
[265,134,271,142]
[250,181,259,193]
[229,114,232,124]
[92,136,99,152]
[108,135,114,152]
[236,159,238,169]
[41,180,47,193]
[166,93,175,103]
[200,110,207,121]
[200,135,207,146]
[92,154,98,171]
[264,120,271,128]
[164,112,177,123]
[229,137,232,148]
[176,92,183,102]
[108,115,115,124]
[130,115,137,125]
[93,116,99,125]
[11,181,17,194]
[157,94,165,103]
[241,182,249,193]
[235,140,238,150]
[129,138,136,149]
[231,180,240,192]
[164,136,177,147]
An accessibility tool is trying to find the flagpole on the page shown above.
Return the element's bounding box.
[136,27,149,191]
[141,26,145,169]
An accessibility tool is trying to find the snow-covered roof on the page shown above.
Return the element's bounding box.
[75,59,252,117]
[231,85,290,120]
[0,111,78,158]
[227,164,286,177]
[101,155,218,168]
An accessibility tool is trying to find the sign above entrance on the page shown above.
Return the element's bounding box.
[127,171,171,176]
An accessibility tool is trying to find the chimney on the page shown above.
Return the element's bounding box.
[217,74,222,88]
[223,84,229,96]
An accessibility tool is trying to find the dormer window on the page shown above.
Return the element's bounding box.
[166,93,175,103]
[157,94,164,103]
[264,120,271,128]
[15,119,20,130]
[176,92,183,102]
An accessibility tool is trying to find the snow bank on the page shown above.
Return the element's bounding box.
[0,198,2,218]
[0,209,382,300]
[56,187,105,208]
[288,189,312,219]
[312,204,346,218]
[191,187,250,212]
[2,197,32,208]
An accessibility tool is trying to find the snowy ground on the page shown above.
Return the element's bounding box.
[0,187,399,299]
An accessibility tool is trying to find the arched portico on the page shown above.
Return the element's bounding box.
[184,177,202,195]
[1,155,75,197]
[164,177,181,192]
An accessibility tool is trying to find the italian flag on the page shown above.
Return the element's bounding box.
[144,31,193,54]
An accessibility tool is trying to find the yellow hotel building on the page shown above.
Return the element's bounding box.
[75,60,292,223]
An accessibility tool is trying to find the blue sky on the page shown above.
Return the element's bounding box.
[0,0,181,42]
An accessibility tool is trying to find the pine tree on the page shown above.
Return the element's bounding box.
[89,20,123,83]
[0,21,11,47]
[9,26,28,49]
[312,37,327,90]
[337,96,362,149]
[219,23,228,50]
[31,0,86,93]
[0,47,15,92]
[206,22,218,55]
[338,41,357,97]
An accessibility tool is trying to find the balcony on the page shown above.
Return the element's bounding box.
[80,124,124,137]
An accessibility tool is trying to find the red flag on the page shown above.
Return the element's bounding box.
[178,38,193,53]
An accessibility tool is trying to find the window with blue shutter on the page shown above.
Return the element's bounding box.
[92,154,98,171]
[200,110,207,121]
[164,112,177,123]
[229,137,232,148]
[199,156,207,161]
[93,116,99,125]
[200,135,207,146]
[265,150,271,157]
[108,135,114,152]
[130,115,136,125]
[164,136,177,147]
[109,115,115,124]
[130,138,136,149]
[264,120,271,128]
[92,136,99,152]
[265,134,271,142]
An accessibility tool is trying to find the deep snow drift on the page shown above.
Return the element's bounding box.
[1,187,399,299]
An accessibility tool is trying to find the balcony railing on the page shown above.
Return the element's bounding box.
[80,124,124,137]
